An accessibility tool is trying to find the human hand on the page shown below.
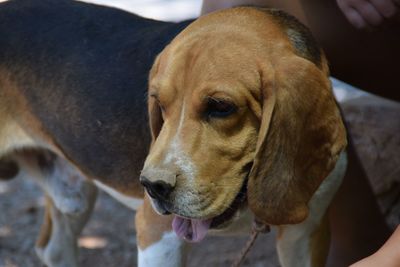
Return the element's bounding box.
[336,0,399,29]
[350,226,400,267]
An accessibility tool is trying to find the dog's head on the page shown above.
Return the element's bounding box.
[140,7,346,242]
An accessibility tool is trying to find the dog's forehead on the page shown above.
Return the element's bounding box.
[149,8,296,104]
[152,33,290,92]
[152,44,263,95]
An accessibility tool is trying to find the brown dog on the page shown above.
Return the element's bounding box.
[0,1,346,266]
[0,1,190,266]
[138,7,347,267]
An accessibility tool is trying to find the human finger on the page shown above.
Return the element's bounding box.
[370,0,398,18]
[354,0,384,26]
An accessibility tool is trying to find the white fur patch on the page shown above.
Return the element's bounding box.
[94,180,143,210]
[163,100,197,182]
[276,151,348,267]
[138,231,186,267]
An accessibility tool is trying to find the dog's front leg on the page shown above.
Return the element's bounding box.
[135,195,187,267]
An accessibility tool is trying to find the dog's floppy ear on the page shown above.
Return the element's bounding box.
[247,55,347,225]
[148,54,164,144]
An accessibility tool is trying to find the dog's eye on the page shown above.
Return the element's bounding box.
[205,98,237,118]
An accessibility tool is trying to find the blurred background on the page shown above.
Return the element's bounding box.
[0,1,399,267]
[81,0,201,21]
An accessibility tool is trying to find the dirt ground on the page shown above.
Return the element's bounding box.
[0,178,279,267]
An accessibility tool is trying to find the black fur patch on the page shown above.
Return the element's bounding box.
[240,6,323,68]
[0,0,192,188]
[267,9,322,68]
[0,158,19,180]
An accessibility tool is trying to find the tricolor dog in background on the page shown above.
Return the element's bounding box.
[0,1,347,267]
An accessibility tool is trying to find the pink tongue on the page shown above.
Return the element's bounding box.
[172,216,212,242]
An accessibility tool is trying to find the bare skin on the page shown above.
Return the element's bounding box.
[336,0,399,29]
[350,226,400,267]
[201,1,397,266]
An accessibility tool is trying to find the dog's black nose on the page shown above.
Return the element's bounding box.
[140,176,173,201]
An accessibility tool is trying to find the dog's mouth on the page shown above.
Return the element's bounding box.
[172,178,247,243]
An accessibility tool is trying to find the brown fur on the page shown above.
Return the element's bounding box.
[0,69,63,155]
[248,54,346,225]
[36,197,53,248]
[135,195,174,249]
[0,1,191,264]
[0,68,144,198]
[0,4,347,262]
[144,7,346,224]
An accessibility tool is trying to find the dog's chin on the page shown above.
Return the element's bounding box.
[170,179,248,243]
[149,187,246,226]
[209,180,248,229]
[148,178,248,243]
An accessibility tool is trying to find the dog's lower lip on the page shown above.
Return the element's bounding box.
[210,178,248,229]
[171,180,247,225]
